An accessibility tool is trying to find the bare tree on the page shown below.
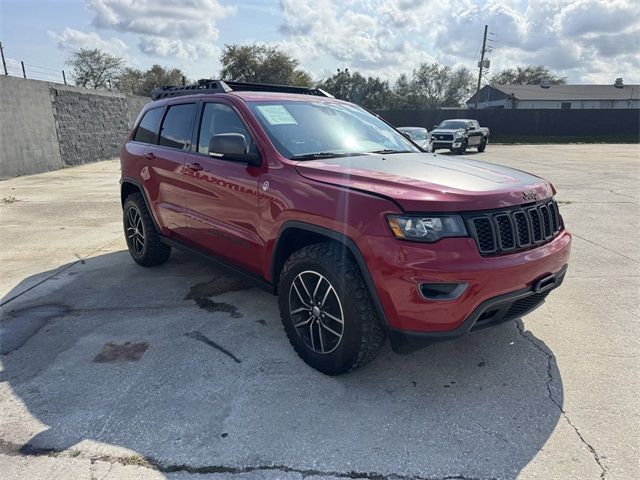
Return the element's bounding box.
[69,48,123,89]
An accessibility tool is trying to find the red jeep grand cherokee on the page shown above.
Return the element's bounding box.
[120,80,571,375]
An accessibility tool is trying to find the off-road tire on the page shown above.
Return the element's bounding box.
[456,139,468,155]
[477,137,487,152]
[123,192,171,267]
[278,243,386,375]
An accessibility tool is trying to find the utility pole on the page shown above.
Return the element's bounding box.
[474,24,488,109]
[21,61,26,78]
[0,42,7,75]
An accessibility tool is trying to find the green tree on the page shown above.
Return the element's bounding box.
[410,63,475,109]
[219,44,312,86]
[318,69,392,110]
[391,73,415,109]
[140,64,186,96]
[116,67,144,95]
[490,65,567,85]
[69,48,123,89]
[442,66,475,106]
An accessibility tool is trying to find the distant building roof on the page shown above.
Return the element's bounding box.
[467,84,640,104]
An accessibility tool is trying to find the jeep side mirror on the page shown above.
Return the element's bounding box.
[433,124,438,129]
[209,133,260,166]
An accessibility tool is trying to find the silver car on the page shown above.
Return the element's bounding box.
[397,127,432,152]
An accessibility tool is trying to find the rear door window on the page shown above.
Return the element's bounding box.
[158,103,197,150]
[134,108,164,144]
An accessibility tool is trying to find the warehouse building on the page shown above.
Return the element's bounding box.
[467,79,639,109]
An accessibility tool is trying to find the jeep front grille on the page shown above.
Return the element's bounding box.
[466,199,562,256]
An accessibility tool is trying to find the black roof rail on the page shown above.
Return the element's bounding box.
[223,80,334,98]
[150,79,334,100]
[150,79,231,100]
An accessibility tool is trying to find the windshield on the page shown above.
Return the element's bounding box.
[437,120,468,130]
[248,101,419,159]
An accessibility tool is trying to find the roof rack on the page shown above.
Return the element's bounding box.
[150,79,333,100]
[150,80,230,100]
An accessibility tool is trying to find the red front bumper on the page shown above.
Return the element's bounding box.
[358,230,572,333]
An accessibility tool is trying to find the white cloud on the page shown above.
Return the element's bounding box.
[279,0,410,68]
[86,0,236,59]
[48,27,129,57]
[47,0,640,84]
[277,0,640,83]
[555,0,640,36]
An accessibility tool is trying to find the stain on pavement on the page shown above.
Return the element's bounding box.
[184,275,252,318]
[93,341,149,363]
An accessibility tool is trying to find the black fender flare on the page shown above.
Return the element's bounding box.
[271,221,389,326]
[120,177,162,232]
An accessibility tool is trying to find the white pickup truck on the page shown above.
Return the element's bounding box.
[430,119,490,154]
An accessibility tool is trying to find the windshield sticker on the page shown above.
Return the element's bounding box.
[257,105,298,125]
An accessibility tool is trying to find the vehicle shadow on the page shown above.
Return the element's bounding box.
[0,249,563,479]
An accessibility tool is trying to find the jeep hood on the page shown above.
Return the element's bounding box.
[295,152,554,212]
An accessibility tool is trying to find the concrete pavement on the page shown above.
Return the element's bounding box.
[0,145,638,479]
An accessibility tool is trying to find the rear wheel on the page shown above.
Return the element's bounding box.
[278,243,386,375]
[123,192,171,267]
[477,137,487,152]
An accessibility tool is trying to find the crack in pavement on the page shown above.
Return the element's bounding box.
[609,189,640,201]
[515,321,607,480]
[0,439,493,480]
[571,233,639,264]
[0,237,122,307]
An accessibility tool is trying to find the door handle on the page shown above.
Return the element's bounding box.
[186,162,203,172]
[143,152,155,160]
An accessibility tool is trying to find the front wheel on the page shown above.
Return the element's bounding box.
[278,243,386,375]
[456,139,468,155]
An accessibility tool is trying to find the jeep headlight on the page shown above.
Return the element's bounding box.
[387,215,468,242]
[454,130,465,138]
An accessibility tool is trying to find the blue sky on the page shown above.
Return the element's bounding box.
[1,0,638,85]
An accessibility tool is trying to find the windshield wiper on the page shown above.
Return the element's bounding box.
[367,149,413,155]
[291,152,363,160]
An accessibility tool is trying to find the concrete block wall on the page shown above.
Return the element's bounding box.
[0,76,149,178]
[51,87,130,167]
[126,94,150,127]
[0,76,64,178]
